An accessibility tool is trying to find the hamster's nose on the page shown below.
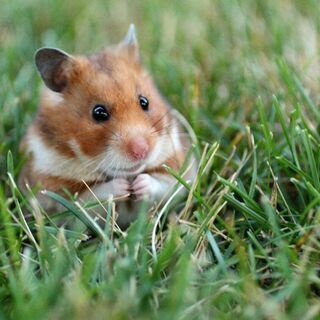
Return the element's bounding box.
[127,137,150,160]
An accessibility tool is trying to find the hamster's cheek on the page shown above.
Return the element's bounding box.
[75,127,111,158]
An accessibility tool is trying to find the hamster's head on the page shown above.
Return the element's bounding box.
[34,25,175,178]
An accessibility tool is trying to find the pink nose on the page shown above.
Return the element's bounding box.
[127,137,149,160]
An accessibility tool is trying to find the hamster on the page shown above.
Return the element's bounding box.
[19,24,196,228]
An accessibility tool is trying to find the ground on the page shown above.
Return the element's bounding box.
[0,1,320,319]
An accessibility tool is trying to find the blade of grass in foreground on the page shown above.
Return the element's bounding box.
[256,96,274,156]
[207,230,228,274]
[44,190,107,241]
[300,129,320,190]
[7,154,40,250]
[217,175,263,214]
[223,193,268,226]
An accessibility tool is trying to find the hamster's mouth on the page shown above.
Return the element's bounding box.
[120,163,143,173]
[108,163,145,174]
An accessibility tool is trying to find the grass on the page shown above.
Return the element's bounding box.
[1,0,320,319]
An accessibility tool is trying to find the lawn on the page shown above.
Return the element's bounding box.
[0,0,320,319]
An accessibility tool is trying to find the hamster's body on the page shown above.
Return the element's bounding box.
[19,25,196,227]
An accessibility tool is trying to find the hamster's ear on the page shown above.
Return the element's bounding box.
[118,24,140,62]
[35,47,74,92]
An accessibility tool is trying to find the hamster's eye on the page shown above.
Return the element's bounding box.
[139,95,149,111]
[92,104,110,122]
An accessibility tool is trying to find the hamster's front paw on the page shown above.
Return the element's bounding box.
[80,178,130,203]
[132,174,154,200]
[108,178,131,198]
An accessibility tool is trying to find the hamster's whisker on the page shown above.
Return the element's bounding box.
[150,111,171,130]
[150,121,177,133]
[151,131,189,138]
[80,157,105,174]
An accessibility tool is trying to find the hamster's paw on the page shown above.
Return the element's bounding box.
[108,178,131,198]
[132,174,155,200]
[80,179,130,203]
